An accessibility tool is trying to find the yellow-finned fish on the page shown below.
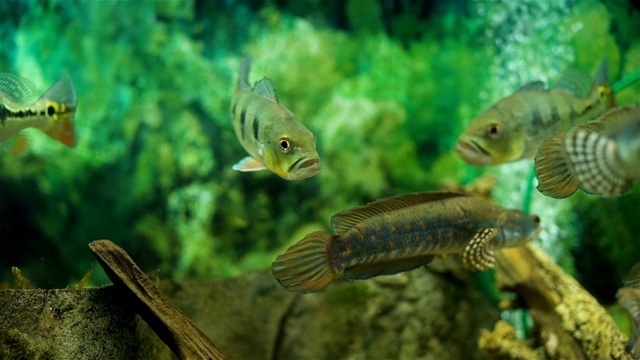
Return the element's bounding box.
[230,53,320,180]
[272,192,540,293]
[617,262,640,360]
[0,73,77,147]
[534,104,640,198]
[455,59,615,165]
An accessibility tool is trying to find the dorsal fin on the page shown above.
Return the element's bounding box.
[331,192,465,235]
[253,78,278,102]
[516,81,545,92]
[237,52,252,91]
[623,262,640,289]
[553,68,591,97]
[0,73,39,104]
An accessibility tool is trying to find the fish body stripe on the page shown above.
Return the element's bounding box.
[240,108,246,139]
[550,100,561,123]
[530,103,543,130]
[252,114,260,141]
[0,104,8,125]
[0,103,47,125]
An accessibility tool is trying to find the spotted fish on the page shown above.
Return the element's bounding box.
[230,52,320,180]
[455,59,615,165]
[617,262,640,360]
[534,104,640,198]
[272,192,540,293]
[0,73,77,147]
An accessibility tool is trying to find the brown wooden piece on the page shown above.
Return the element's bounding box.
[89,239,226,360]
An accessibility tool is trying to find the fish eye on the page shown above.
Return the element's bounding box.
[531,215,540,225]
[487,123,501,139]
[279,137,291,152]
[46,102,60,119]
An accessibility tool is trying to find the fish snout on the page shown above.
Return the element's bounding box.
[287,156,321,180]
[454,139,492,166]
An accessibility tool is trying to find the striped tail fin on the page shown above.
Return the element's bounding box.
[565,125,633,196]
[272,231,336,293]
[534,133,579,199]
[535,119,632,198]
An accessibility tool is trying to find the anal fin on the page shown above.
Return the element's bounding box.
[343,255,434,280]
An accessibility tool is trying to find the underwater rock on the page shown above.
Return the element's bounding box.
[0,287,155,359]
[1,257,497,360]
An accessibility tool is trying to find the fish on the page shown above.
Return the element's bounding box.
[272,192,540,293]
[617,262,640,360]
[455,59,615,165]
[534,104,640,198]
[230,52,320,180]
[0,73,77,147]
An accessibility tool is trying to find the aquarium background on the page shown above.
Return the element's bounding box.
[0,0,638,311]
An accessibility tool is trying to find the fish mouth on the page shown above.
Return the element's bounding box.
[454,139,492,166]
[287,157,321,180]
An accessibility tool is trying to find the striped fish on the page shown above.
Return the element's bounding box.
[455,59,615,165]
[272,192,540,293]
[0,73,77,147]
[230,53,320,180]
[534,104,640,198]
[617,262,640,360]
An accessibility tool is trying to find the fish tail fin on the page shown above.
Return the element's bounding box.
[564,127,633,196]
[237,52,252,91]
[40,77,77,147]
[534,133,579,198]
[592,57,617,108]
[272,231,337,293]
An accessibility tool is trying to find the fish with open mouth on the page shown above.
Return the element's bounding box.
[230,52,320,180]
[455,59,615,166]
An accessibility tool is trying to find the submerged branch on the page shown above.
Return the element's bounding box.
[479,243,631,359]
[89,239,226,360]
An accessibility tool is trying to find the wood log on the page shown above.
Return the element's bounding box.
[479,243,632,359]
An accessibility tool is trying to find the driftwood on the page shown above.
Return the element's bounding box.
[89,239,225,360]
[479,243,631,359]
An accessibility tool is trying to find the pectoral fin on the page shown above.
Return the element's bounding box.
[232,156,267,172]
[462,228,498,271]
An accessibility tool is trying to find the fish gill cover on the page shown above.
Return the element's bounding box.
[0,0,638,311]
